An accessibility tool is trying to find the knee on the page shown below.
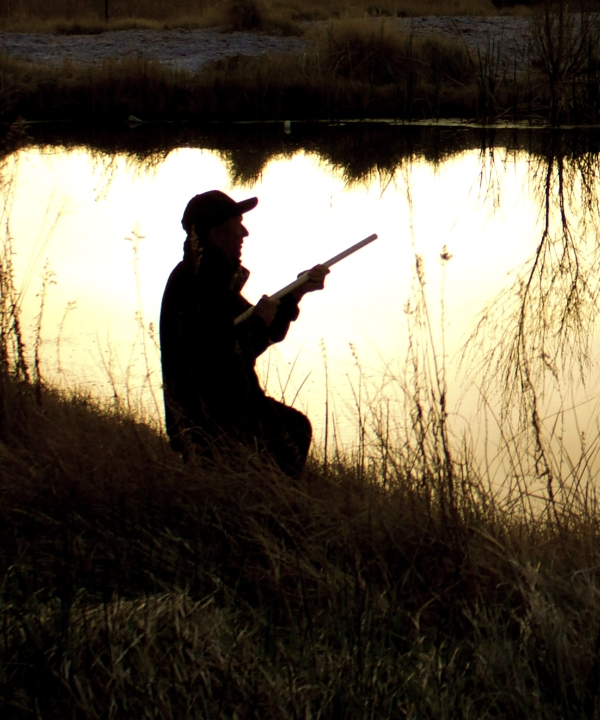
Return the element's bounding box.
[284,405,312,442]
[300,413,312,445]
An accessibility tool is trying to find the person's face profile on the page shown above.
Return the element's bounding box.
[209,215,249,262]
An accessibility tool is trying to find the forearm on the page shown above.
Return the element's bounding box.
[268,294,300,344]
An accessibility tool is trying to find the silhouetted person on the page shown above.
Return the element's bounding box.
[160,190,328,477]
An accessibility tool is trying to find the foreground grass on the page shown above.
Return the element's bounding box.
[3,363,600,718]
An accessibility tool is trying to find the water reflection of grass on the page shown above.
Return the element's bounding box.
[5,198,600,716]
[7,121,595,188]
[461,131,600,510]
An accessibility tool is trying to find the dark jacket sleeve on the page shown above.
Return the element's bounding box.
[235,293,300,359]
[268,294,300,343]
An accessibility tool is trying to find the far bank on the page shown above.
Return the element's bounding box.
[2,7,600,125]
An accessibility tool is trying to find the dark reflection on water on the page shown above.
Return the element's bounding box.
[10,121,600,186]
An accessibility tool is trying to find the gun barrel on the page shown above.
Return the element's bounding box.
[322,233,378,268]
[233,233,378,326]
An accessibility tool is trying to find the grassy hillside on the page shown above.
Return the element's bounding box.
[3,362,600,718]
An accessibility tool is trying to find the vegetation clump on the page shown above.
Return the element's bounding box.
[2,1,600,125]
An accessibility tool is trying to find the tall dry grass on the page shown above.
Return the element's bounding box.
[9,0,600,125]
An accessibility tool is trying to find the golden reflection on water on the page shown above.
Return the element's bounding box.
[6,141,599,476]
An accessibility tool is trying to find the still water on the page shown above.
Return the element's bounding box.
[4,128,600,479]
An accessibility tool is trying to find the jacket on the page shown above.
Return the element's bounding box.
[159,245,300,450]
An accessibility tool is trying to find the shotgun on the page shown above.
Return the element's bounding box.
[233,233,378,326]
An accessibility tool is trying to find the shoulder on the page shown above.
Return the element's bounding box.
[164,261,190,291]
[162,261,193,302]
[160,261,196,328]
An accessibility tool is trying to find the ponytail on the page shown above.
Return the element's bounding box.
[183,225,203,274]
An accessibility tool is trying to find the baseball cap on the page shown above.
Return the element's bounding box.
[181,190,258,233]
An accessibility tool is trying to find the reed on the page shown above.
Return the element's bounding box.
[11,2,600,125]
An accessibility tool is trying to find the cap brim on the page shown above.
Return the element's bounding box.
[236,197,258,214]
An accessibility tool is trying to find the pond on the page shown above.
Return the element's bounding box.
[3,124,600,488]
